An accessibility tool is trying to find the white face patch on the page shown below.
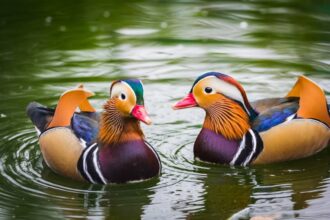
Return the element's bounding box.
[110,81,137,113]
[111,81,136,101]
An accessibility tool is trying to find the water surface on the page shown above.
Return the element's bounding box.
[0,0,330,219]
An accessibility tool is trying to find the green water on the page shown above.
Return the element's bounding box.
[1,0,330,219]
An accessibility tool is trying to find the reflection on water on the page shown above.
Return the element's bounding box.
[0,0,330,219]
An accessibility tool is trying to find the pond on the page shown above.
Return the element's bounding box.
[0,0,330,219]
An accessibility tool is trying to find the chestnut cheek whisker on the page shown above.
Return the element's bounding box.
[204,99,250,140]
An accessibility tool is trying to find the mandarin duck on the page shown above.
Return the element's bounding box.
[173,72,330,165]
[27,79,161,184]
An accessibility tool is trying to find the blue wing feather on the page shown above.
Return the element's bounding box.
[27,101,100,145]
[71,113,100,146]
[252,102,299,132]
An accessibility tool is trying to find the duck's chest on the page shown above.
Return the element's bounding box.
[194,128,263,165]
[194,129,239,164]
[98,140,161,183]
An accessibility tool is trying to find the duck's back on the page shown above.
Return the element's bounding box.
[250,76,330,164]
[252,99,299,132]
[26,102,100,145]
[253,118,330,164]
[26,101,100,180]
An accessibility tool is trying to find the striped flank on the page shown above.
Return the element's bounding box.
[77,143,107,184]
[230,129,263,166]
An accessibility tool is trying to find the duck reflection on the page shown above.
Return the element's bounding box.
[41,166,159,219]
[226,149,330,219]
[188,165,253,219]
[188,149,330,220]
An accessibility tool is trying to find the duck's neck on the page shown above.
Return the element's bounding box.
[98,99,144,145]
[203,99,251,140]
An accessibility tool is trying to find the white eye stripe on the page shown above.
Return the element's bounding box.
[196,76,251,115]
[109,81,137,114]
[121,81,136,102]
[110,83,124,98]
[198,76,244,102]
[210,76,244,103]
[110,81,136,103]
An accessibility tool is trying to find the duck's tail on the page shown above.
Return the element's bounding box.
[287,76,330,127]
[47,87,95,129]
[26,102,55,133]
[27,85,95,132]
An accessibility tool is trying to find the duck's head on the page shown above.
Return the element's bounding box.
[109,79,151,125]
[173,72,258,139]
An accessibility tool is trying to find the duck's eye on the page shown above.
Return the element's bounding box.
[120,93,126,100]
[204,87,213,94]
